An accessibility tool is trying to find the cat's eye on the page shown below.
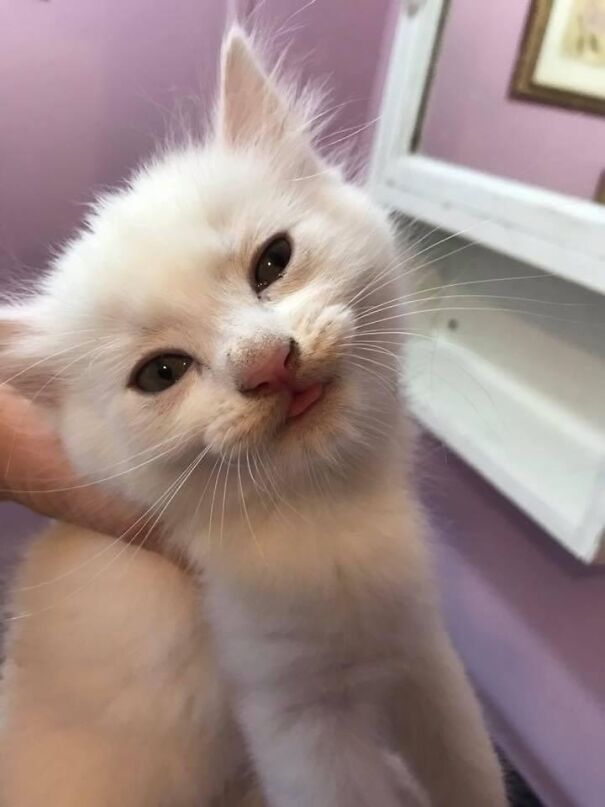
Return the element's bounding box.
[132,353,193,394]
[253,235,292,292]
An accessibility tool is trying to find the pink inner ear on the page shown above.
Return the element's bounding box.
[217,28,321,177]
[219,30,285,147]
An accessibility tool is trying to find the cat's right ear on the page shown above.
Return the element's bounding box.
[0,305,59,404]
[217,26,322,174]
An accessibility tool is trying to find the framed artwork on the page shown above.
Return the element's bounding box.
[511,0,605,115]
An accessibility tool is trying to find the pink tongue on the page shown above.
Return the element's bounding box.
[287,383,323,419]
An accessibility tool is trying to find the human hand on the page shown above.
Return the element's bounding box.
[0,386,162,545]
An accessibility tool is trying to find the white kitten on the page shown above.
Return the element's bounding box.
[0,28,506,807]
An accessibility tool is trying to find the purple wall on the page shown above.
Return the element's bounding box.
[420,0,605,200]
[0,505,42,638]
[0,0,392,283]
[0,0,228,279]
[252,0,395,167]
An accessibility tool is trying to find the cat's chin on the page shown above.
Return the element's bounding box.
[265,376,362,470]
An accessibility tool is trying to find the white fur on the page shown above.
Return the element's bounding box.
[0,27,506,806]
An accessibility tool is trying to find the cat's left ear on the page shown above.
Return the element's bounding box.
[217,26,322,175]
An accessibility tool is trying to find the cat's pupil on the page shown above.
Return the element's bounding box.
[254,236,292,292]
[158,363,173,381]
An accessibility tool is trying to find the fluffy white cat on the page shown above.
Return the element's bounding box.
[0,27,507,807]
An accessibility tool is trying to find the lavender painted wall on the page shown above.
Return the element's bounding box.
[0,0,393,285]
[420,0,605,200]
[0,506,42,635]
[0,0,228,281]
[252,0,395,164]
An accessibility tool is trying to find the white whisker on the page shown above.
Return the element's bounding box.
[237,448,266,565]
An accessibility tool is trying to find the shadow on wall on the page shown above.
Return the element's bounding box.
[0,504,45,653]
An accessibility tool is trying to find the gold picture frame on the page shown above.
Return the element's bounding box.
[511,0,605,116]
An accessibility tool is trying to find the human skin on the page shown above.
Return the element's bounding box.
[0,386,159,544]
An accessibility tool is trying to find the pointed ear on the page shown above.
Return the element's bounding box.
[0,305,59,404]
[217,27,321,173]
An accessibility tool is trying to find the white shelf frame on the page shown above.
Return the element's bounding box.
[369,0,605,296]
[370,0,605,562]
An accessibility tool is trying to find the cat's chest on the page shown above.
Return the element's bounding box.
[196,479,429,682]
[205,555,419,694]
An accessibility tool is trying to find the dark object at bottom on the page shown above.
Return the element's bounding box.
[499,750,544,806]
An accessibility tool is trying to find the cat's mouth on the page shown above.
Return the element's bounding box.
[239,372,340,452]
[286,382,324,419]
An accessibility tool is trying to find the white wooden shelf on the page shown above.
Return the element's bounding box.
[371,0,605,562]
[406,333,605,562]
[397,242,605,562]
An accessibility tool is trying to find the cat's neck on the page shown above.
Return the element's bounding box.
[182,425,423,594]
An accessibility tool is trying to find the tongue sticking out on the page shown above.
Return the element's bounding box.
[287,382,324,419]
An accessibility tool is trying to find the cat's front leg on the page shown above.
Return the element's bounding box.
[392,622,508,807]
[236,690,430,807]
[208,581,428,807]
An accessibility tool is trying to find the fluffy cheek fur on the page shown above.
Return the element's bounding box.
[57,297,370,507]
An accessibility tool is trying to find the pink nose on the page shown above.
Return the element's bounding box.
[239,342,294,392]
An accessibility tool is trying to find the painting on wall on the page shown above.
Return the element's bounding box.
[512,0,605,115]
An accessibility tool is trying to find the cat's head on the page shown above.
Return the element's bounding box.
[0,29,402,523]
